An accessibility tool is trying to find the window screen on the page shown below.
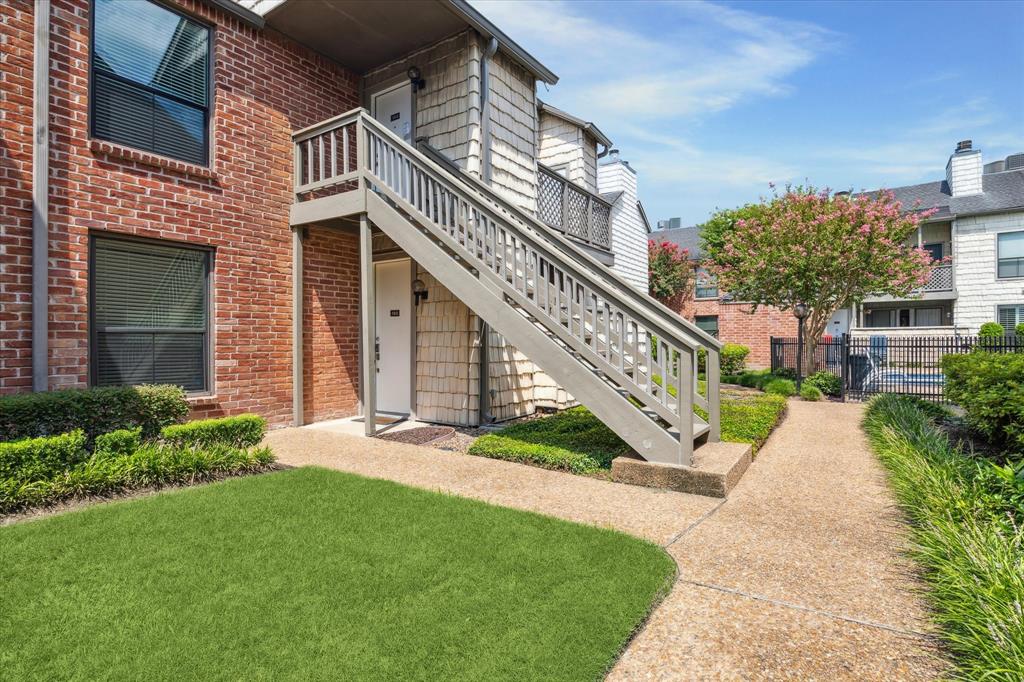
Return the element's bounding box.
[91,0,210,165]
[695,315,719,337]
[997,304,1024,334]
[91,237,210,391]
[998,232,1024,278]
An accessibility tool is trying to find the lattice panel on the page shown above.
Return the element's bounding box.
[565,187,589,240]
[537,171,564,229]
[590,203,611,249]
[923,264,953,291]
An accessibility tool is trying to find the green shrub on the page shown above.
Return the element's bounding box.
[941,353,1024,453]
[0,443,275,514]
[94,428,142,459]
[863,395,1024,679]
[805,371,841,397]
[799,385,822,401]
[721,374,742,385]
[0,430,86,482]
[719,394,787,452]
[0,385,189,447]
[773,367,797,380]
[764,379,796,397]
[161,414,267,449]
[979,322,1005,337]
[720,343,750,375]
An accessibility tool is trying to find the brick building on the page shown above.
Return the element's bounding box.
[2,0,722,467]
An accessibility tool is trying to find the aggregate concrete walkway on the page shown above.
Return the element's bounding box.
[264,400,949,680]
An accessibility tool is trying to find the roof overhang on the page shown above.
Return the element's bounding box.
[537,100,612,148]
[233,0,557,83]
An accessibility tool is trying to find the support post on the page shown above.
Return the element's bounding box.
[32,0,50,392]
[707,348,720,442]
[292,227,303,426]
[678,347,694,466]
[796,318,805,391]
[359,214,376,436]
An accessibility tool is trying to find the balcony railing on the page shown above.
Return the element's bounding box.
[536,164,612,250]
[921,263,953,292]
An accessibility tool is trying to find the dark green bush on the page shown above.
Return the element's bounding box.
[94,428,142,459]
[799,385,822,401]
[942,353,1024,453]
[1017,323,1024,337]
[0,431,86,482]
[764,378,796,397]
[979,322,1005,337]
[0,385,188,446]
[773,367,797,380]
[805,371,841,396]
[161,414,267,449]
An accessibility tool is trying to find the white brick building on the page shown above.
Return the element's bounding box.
[855,141,1024,335]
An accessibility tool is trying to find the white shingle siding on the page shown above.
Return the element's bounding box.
[946,150,983,197]
[536,112,598,193]
[953,210,1024,331]
[487,49,539,212]
[598,161,649,292]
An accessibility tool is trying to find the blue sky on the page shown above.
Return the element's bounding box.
[474,0,1024,227]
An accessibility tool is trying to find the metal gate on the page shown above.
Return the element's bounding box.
[770,334,1022,403]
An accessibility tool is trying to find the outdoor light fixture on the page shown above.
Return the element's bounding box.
[407,66,425,92]
[412,278,428,306]
[793,303,810,390]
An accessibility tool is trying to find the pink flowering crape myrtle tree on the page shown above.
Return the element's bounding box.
[701,186,937,375]
[648,239,695,304]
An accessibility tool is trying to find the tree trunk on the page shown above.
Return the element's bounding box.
[799,312,831,378]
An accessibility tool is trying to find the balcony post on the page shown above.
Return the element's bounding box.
[707,348,720,442]
[560,177,569,232]
[585,195,593,245]
[678,347,694,466]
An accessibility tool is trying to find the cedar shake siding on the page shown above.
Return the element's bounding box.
[1,0,361,426]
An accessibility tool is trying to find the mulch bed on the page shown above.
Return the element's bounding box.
[375,426,456,447]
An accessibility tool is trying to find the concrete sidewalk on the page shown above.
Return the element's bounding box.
[264,400,949,680]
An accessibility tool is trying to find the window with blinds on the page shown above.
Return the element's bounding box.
[997,304,1024,334]
[998,232,1024,279]
[91,237,211,392]
[90,0,211,165]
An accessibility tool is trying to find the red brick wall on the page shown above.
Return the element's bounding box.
[303,227,360,424]
[0,0,361,426]
[677,298,795,369]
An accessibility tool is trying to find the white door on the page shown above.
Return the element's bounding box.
[371,82,413,143]
[374,260,412,414]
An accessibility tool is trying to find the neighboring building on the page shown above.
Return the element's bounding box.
[598,150,651,293]
[854,141,1024,335]
[2,0,720,467]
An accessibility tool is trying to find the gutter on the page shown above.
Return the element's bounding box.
[32,0,50,392]
[478,35,498,424]
[446,0,558,85]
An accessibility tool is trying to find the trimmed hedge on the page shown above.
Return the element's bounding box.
[94,428,142,459]
[161,414,267,450]
[720,343,750,375]
[0,385,189,446]
[799,385,822,401]
[764,378,796,397]
[864,395,1024,679]
[805,371,841,397]
[0,431,86,482]
[0,443,275,513]
[942,352,1024,453]
[979,322,1005,337]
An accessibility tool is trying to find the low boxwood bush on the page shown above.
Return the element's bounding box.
[863,395,1024,679]
[764,378,796,397]
[94,428,142,459]
[0,443,275,514]
[719,343,750,375]
[799,385,822,401]
[941,352,1024,453]
[161,414,267,449]
[0,430,86,482]
[0,385,189,446]
[804,371,841,397]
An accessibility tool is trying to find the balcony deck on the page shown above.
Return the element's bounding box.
[862,263,955,302]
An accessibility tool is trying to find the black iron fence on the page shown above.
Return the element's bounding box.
[770,334,1023,403]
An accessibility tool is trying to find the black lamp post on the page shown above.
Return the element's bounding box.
[793,303,810,391]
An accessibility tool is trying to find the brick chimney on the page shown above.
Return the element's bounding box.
[946,139,983,197]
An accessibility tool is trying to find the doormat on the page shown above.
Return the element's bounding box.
[375,426,456,447]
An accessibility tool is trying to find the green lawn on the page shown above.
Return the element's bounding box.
[0,467,675,681]
[469,392,787,475]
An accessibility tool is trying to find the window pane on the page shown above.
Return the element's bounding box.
[999,232,1024,259]
[915,308,941,326]
[998,258,1024,279]
[997,305,1024,334]
[153,95,206,165]
[923,243,943,261]
[93,0,209,107]
[97,332,205,391]
[94,240,206,329]
[695,315,719,337]
[93,73,155,153]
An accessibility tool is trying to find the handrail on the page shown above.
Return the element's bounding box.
[352,111,717,354]
[292,108,721,449]
[338,109,721,352]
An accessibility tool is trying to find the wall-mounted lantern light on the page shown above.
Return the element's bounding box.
[412,278,428,306]
[407,66,426,93]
